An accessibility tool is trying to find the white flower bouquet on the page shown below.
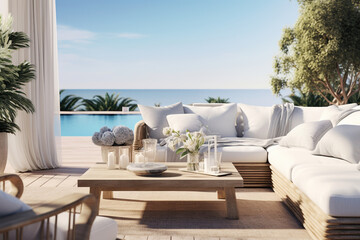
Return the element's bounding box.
[163,127,205,158]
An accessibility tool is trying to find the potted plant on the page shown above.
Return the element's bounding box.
[163,127,205,171]
[0,15,35,172]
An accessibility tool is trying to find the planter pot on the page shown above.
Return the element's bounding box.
[0,132,8,173]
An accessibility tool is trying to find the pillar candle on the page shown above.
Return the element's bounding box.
[119,153,129,169]
[107,152,116,170]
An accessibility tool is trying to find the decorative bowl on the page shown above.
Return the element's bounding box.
[126,162,167,176]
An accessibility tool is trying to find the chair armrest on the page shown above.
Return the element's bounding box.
[0,173,24,198]
[133,120,148,150]
[0,193,97,240]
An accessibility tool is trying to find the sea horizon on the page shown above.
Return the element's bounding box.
[60,89,288,107]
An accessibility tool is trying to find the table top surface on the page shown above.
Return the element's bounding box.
[78,162,243,188]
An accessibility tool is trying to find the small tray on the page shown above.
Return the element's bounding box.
[179,168,232,177]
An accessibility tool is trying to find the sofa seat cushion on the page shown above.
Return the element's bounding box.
[267,145,348,180]
[292,164,360,217]
[220,145,267,163]
[157,144,267,163]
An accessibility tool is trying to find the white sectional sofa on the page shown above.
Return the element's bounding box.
[134,102,360,240]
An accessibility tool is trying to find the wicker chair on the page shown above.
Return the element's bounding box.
[0,173,97,240]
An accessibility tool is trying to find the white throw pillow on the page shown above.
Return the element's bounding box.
[183,103,238,137]
[279,120,332,150]
[0,190,40,240]
[166,114,204,133]
[138,102,184,139]
[0,190,31,217]
[237,103,272,139]
[313,125,360,164]
[193,103,243,137]
[320,104,357,125]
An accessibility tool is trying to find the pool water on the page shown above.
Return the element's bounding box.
[61,114,143,136]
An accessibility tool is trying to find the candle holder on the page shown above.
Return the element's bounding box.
[101,145,133,167]
[204,135,222,173]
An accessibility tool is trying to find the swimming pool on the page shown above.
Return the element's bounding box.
[61,114,143,136]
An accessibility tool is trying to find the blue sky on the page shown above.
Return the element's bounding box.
[56,0,299,89]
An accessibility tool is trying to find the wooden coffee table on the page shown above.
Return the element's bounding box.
[78,162,243,219]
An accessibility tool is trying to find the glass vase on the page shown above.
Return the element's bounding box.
[187,153,199,171]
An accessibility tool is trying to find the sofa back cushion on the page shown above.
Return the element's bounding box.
[337,106,360,126]
[290,106,326,129]
[138,102,184,140]
[183,103,238,137]
[290,104,358,129]
[320,104,358,125]
[237,103,272,139]
[313,125,360,164]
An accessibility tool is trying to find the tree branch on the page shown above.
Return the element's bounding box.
[324,75,342,104]
[314,85,333,105]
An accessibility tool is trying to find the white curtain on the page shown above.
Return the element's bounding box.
[7,0,61,172]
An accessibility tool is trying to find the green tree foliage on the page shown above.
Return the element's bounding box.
[271,0,360,105]
[59,90,82,111]
[0,15,35,134]
[81,93,137,111]
[282,91,329,107]
[205,97,230,103]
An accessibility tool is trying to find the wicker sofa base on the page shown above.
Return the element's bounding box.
[271,166,360,240]
[233,162,271,187]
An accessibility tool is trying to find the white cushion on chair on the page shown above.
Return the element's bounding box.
[51,212,117,240]
[0,190,40,240]
[0,190,31,217]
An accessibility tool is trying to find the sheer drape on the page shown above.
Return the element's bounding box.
[7,0,61,171]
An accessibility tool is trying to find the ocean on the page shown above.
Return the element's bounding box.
[60,89,286,136]
[60,89,285,107]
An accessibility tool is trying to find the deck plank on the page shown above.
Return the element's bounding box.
[23,174,42,187]
[57,175,78,188]
[29,175,54,187]
[41,175,67,188]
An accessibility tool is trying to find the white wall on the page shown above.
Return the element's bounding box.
[0,0,9,17]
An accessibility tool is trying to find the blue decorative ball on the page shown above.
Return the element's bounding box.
[113,126,134,145]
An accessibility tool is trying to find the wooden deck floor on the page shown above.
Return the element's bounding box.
[5,137,311,240]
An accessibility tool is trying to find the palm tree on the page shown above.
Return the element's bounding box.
[205,97,230,103]
[0,15,35,134]
[282,91,329,107]
[59,90,82,111]
[81,93,137,111]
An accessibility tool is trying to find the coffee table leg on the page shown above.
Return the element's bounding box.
[103,191,113,199]
[90,187,101,215]
[225,187,238,220]
[217,189,225,199]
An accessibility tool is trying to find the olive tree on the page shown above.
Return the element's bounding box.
[271,0,360,105]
